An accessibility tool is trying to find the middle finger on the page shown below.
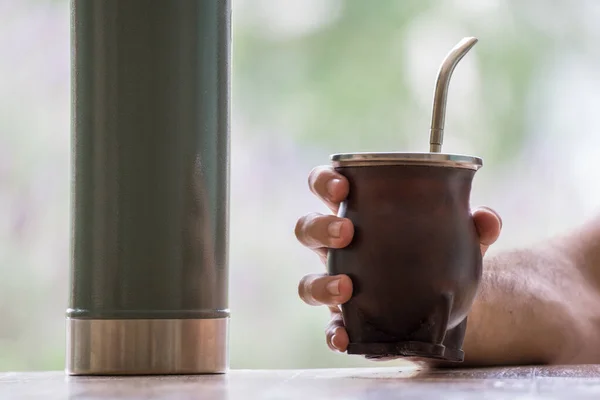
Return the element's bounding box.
[294,212,354,253]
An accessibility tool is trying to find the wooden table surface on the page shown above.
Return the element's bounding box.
[3,365,600,399]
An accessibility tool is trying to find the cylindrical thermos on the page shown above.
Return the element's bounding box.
[66,0,231,375]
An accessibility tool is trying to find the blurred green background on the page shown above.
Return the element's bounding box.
[2,0,600,371]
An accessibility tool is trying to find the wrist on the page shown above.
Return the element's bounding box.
[462,244,584,366]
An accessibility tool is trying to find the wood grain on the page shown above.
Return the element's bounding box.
[2,365,600,399]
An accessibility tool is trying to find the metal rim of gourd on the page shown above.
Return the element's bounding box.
[331,37,482,171]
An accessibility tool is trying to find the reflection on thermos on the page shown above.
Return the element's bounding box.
[66,0,231,375]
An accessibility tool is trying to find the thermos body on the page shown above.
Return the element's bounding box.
[67,0,231,375]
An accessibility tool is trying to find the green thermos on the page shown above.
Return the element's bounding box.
[66,0,231,375]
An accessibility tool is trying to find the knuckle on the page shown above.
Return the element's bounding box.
[297,274,312,304]
[307,166,324,191]
[330,314,344,328]
[325,315,344,333]
[308,165,333,195]
[294,215,308,241]
[298,273,324,306]
[294,213,322,246]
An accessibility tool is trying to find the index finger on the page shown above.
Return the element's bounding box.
[308,166,350,213]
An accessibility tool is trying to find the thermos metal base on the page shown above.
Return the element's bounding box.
[66,317,229,375]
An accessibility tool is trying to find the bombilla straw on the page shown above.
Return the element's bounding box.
[429,37,478,153]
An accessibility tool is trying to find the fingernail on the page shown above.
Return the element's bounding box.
[326,178,341,199]
[331,334,339,349]
[328,221,343,238]
[326,279,340,296]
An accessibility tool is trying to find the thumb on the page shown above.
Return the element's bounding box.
[472,206,502,257]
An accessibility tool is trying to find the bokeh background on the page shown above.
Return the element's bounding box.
[2,0,600,371]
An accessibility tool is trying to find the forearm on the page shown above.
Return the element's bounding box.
[461,235,595,366]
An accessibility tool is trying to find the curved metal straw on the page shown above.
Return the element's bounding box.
[429,37,478,153]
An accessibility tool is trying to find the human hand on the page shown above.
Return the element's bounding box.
[294,165,502,355]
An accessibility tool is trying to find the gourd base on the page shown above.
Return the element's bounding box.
[348,341,464,363]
